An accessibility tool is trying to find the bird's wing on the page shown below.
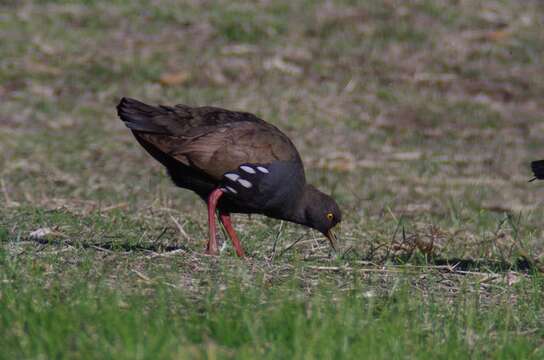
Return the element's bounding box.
[118,97,264,134]
[117,98,302,180]
[136,121,301,180]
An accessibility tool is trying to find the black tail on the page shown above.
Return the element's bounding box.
[116,97,169,133]
[530,160,544,182]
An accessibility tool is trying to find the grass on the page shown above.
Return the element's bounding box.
[2,260,542,359]
[1,0,544,358]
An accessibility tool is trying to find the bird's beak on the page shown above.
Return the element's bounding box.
[326,228,338,252]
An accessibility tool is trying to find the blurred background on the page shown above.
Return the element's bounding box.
[1,0,544,261]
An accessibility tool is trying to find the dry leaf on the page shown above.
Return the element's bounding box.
[29,228,54,240]
[484,29,510,42]
[391,152,422,161]
[316,152,356,172]
[29,227,65,240]
[221,44,257,55]
[159,71,191,86]
[263,56,302,76]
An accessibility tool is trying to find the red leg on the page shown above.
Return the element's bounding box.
[206,188,224,255]
[220,212,245,257]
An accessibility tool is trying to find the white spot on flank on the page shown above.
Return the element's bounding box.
[257,166,269,174]
[225,173,239,181]
[226,186,237,194]
[240,165,256,174]
[237,179,252,188]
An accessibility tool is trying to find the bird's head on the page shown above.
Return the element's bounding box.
[299,185,342,250]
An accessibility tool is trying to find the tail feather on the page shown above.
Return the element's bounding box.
[530,160,544,182]
[116,97,168,133]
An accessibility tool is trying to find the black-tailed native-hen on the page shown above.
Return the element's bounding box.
[530,160,544,182]
[117,97,341,257]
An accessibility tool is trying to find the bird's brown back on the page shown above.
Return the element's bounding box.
[118,98,303,180]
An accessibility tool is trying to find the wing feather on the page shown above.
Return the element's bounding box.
[118,97,302,181]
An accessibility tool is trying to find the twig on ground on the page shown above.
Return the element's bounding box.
[170,215,190,241]
[148,248,186,258]
[279,235,305,257]
[132,269,151,282]
[89,244,114,253]
[155,227,168,242]
[306,265,413,274]
[271,221,284,259]
[1,178,12,205]
[101,202,129,212]
[341,246,354,259]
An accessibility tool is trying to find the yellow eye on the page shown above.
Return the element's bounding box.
[326,212,334,221]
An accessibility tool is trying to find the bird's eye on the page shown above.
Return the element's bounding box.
[326,212,334,221]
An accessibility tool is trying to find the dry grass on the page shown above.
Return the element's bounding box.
[1,1,544,357]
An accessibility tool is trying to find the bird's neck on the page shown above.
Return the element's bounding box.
[281,185,315,226]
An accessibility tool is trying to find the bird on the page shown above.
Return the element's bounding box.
[530,160,544,182]
[116,97,341,257]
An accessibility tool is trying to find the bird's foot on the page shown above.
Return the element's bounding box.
[205,241,219,256]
